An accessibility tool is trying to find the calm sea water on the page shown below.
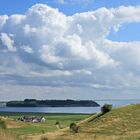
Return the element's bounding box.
[0,100,140,114]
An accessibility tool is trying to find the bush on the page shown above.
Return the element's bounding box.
[41,137,48,140]
[55,121,61,129]
[101,104,112,114]
[55,121,59,125]
[0,119,6,129]
[69,123,78,133]
[41,130,45,134]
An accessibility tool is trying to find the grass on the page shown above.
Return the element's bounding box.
[0,128,20,140]
[0,104,140,140]
[0,113,90,138]
[37,104,140,140]
[0,119,21,140]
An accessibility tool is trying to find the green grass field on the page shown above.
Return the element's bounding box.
[0,113,90,137]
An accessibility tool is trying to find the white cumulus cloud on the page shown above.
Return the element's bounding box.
[0,33,16,52]
[0,3,140,96]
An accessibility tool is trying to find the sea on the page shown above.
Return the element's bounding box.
[0,100,140,114]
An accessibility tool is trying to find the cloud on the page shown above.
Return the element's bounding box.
[0,33,16,52]
[0,3,140,97]
[0,15,8,29]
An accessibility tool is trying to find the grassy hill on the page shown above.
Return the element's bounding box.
[35,104,140,140]
[0,128,20,140]
[0,116,24,140]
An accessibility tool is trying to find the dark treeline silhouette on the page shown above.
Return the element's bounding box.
[6,99,100,107]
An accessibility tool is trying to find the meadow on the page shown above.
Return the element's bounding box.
[0,112,90,139]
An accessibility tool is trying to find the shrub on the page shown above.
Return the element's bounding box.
[69,123,78,133]
[55,121,61,129]
[0,119,6,129]
[41,130,45,134]
[55,121,59,125]
[101,104,112,114]
[41,137,48,140]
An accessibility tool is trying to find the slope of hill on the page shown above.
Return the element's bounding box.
[0,128,20,140]
[0,116,24,140]
[35,104,140,140]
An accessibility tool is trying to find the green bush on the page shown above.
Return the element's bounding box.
[41,130,45,134]
[0,119,6,129]
[101,104,112,114]
[41,137,48,140]
[55,121,61,129]
[55,121,60,125]
[69,123,78,133]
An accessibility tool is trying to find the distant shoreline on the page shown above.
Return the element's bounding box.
[6,99,100,107]
[0,112,93,115]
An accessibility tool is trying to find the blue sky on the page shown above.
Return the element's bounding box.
[0,0,140,15]
[0,0,140,100]
[0,0,139,42]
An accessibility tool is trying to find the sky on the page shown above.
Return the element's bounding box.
[0,0,140,101]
